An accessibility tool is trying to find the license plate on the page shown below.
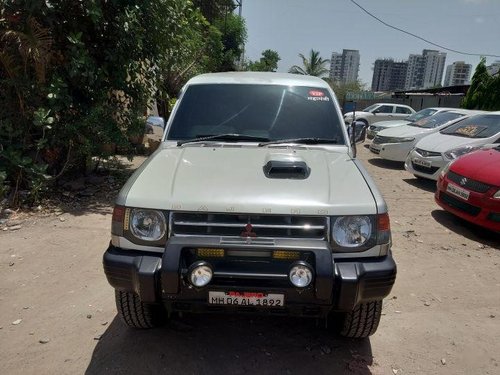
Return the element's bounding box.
[413,158,432,168]
[446,183,470,200]
[208,291,284,307]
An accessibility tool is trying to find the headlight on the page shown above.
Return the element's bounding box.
[398,137,415,142]
[444,145,480,160]
[494,190,500,199]
[440,162,453,178]
[129,208,166,241]
[332,216,372,248]
[383,137,414,143]
[189,262,213,287]
[289,263,313,288]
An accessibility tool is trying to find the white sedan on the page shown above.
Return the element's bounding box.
[366,107,454,140]
[405,112,500,180]
[344,103,415,128]
[369,109,478,162]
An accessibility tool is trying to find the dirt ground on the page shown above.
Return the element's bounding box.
[1,144,499,375]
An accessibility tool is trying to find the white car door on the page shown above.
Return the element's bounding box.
[371,104,396,123]
[393,106,413,120]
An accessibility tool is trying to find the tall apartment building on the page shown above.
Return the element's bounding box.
[371,59,408,91]
[405,49,446,89]
[486,61,500,76]
[329,49,360,84]
[444,61,472,86]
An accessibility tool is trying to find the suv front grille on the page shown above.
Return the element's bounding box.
[447,171,491,193]
[171,212,328,240]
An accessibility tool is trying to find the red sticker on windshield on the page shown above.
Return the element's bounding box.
[308,90,325,97]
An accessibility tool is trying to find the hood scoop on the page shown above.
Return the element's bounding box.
[263,153,311,180]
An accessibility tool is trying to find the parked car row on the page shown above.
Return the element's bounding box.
[362,109,500,233]
[370,109,482,162]
[367,107,461,140]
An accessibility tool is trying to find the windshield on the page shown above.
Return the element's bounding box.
[167,84,345,144]
[408,112,465,129]
[440,114,500,138]
[362,104,378,112]
[405,108,439,122]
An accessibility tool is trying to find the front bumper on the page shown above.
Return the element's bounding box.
[103,237,396,316]
[435,176,500,232]
[405,149,447,181]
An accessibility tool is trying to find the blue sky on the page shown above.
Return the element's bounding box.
[242,0,500,86]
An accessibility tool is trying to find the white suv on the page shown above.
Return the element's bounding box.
[103,72,396,338]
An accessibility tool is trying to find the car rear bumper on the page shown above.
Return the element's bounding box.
[103,237,396,316]
[378,143,413,162]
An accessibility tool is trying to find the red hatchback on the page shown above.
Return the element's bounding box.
[435,146,500,232]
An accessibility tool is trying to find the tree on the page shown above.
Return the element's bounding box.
[213,12,247,71]
[247,49,280,72]
[462,58,491,110]
[0,0,246,206]
[288,49,330,77]
[326,79,367,102]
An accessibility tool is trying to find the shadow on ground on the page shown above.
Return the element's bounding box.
[431,210,500,249]
[402,177,437,193]
[46,156,147,217]
[366,158,405,171]
[86,315,374,375]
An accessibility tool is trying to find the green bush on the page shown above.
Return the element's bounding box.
[0,0,246,206]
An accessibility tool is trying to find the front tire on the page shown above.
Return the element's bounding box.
[115,290,167,329]
[338,301,383,338]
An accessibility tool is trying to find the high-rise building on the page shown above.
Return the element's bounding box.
[422,49,447,88]
[486,61,500,76]
[405,49,446,89]
[371,59,408,91]
[329,49,360,84]
[444,61,472,86]
[405,54,425,89]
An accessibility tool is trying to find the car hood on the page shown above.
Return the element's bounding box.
[371,119,409,129]
[450,148,500,187]
[378,124,434,138]
[119,145,377,215]
[414,132,491,153]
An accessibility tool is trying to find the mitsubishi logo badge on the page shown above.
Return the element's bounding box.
[240,223,257,238]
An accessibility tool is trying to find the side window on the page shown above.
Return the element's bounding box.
[396,106,411,114]
[376,105,393,113]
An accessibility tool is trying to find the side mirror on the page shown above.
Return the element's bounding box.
[354,121,366,144]
[145,116,165,139]
[144,116,165,154]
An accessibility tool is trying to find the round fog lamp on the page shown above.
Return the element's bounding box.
[189,263,213,287]
[289,264,313,288]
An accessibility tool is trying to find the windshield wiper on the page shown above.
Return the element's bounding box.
[177,133,270,146]
[258,137,339,147]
